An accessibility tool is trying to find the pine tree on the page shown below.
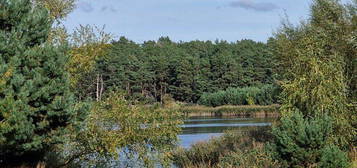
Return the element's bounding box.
[0,0,75,165]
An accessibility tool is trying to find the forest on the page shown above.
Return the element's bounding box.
[0,0,356,167]
[75,37,277,105]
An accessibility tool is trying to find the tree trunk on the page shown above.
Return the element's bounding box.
[99,74,104,101]
[126,82,131,95]
[160,83,163,103]
[141,82,144,96]
[96,74,99,101]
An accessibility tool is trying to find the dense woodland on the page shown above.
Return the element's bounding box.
[0,0,356,167]
[75,37,277,104]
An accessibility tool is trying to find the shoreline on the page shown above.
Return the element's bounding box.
[178,104,280,118]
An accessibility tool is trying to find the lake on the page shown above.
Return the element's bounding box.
[107,116,275,167]
[178,117,275,148]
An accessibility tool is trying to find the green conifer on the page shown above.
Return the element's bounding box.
[0,0,75,165]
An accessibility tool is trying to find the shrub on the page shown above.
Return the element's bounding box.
[319,145,350,168]
[270,112,350,167]
[48,92,182,167]
[172,127,276,167]
[256,84,281,105]
[198,85,280,107]
[218,148,280,168]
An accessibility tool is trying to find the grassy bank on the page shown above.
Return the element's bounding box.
[171,127,280,168]
[178,104,280,118]
[172,126,356,168]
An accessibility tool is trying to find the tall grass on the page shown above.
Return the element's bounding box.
[171,127,280,168]
[179,104,280,117]
[198,85,280,107]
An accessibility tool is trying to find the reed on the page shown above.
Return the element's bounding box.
[171,127,280,168]
[179,104,280,118]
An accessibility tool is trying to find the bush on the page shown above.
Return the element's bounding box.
[218,148,280,168]
[172,127,277,167]
[319,145,350,168]
[198,85,280,107]
[48,92,182,167]
[270,112,350,168]
[256,84,281,105]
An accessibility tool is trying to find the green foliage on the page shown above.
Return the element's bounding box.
[217,148,279,168]
[198,85,280,107]
[83,38,276,103]
[67,25,112,93]
[50,92,182,167]
[319,145,350,168]
[172,127,279,168]
[0,0,75,165]
[273,0,356,147]
[270,112,349,168]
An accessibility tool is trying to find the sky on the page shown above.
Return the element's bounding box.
[63,0,352,43]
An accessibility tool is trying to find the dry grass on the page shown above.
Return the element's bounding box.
[171,127,280,168]
[179,104,280,118]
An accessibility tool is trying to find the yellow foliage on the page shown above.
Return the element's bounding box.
[3,67,13,78]
[60,92,182,166]
[34,0,75,20]
[67,43,111,86]
[0,67,13,92]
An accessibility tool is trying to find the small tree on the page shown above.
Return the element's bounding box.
[0,0,75,166]
[270,112,349,168]
[49,92,182,167]
[273,0,356,147]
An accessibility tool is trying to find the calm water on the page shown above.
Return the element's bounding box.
[108,117,275,167]
[178,117,274,148]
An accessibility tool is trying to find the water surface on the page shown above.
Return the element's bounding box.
[178,117,274,148]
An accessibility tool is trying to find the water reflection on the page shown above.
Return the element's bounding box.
[179,117,275,148]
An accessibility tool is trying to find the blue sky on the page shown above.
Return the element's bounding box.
[63,0,351,43]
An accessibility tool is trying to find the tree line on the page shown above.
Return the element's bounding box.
[75,37,276,104]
